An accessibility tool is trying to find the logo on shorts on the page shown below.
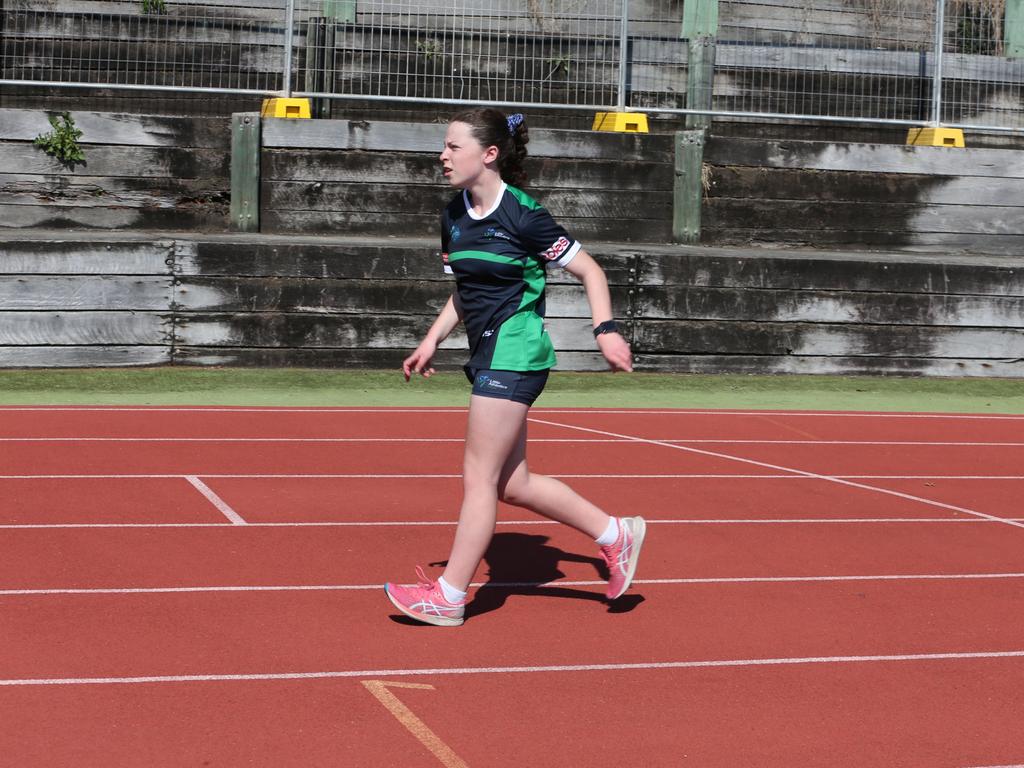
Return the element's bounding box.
[475,374,509,391]
[542,236,571,261]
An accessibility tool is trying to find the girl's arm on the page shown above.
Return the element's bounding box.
[564,250,633,372]
[403,293,463,380]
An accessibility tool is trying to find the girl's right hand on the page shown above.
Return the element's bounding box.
[403,339,438,381]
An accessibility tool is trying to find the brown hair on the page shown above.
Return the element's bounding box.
[450,107,529,187]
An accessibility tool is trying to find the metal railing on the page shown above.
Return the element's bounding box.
[2,0,1022,133]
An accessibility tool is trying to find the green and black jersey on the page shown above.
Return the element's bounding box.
[441,182,581,372]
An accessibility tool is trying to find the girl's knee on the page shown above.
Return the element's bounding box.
[498,474,530,505]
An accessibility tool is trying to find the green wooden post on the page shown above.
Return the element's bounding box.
[673,130,706,244]
[686,35,717,131]
[323,0,355,22]
[682,0,719,131]
[1007,0,1024,57]
[681,0,718,38]
[230,112,261,232]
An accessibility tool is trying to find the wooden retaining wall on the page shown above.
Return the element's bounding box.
[1,234,1022,377]
[260,118,675,242]
[702,136,1024,253]
[0,109,232,231]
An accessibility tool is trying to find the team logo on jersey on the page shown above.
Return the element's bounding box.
[484,227,512,241]
[450,224,461,242]
[542,236,571,261]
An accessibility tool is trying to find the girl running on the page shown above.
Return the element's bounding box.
[384,108,646,626]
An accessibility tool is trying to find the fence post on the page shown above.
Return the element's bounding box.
[616,0,630,111]
[282,0,298,97]
[682,0,718,131]
[230,113,261,232]
[1006,0,1024,57]
[324,0,356,22]
[686,36,717,131]
[931,0,947,125]
[673,130,705,244]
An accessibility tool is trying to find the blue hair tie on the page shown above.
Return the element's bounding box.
[506,113,524,134]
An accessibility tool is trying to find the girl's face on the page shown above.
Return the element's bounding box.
[440,121,497,189]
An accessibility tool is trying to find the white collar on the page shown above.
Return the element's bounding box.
[463,181,507,220]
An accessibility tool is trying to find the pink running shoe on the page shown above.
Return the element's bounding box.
[384,566,466,627]
[600,516,647,599]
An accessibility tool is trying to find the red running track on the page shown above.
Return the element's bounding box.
[1,406,1024,768]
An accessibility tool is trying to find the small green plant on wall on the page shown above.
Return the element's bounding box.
[34,112,85,169]
[141,0,167,14]
[415,39,443,61]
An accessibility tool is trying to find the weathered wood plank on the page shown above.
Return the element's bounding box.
[264,181,673,220]
[171,345,610,370]
[0,203,229,231]
[0,345,171,368]
[0,109,230,148]
[262,150,673,191]
[0,311,171,345]
[182,240,637,283]
[0,240,176,275]
[261,210,672,242]
[174,314,602,350]
[630,353,1024,377]
[704,137,1024,179]
[261,119,673,161]
[173,276,618,317]
[704,227,1024,254]
[707,166,1024,207]
[0,144,230,179]
[12,0,289,14]
[638,285,1024,327]
[705,199,1024,236]
[642,250,1024,296]
[634,320,1024,357]
[0,276,173,310]
[0,173,230,210]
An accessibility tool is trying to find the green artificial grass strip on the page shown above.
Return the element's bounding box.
[0,368,1021,413]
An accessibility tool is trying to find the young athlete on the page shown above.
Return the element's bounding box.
[384,108,646,626]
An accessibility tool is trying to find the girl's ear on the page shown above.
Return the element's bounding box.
[483,144,500,164]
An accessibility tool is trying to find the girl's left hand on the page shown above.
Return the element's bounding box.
[597,332,633,372]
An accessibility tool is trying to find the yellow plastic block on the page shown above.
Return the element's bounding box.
[906,127,965,147]
[261,98,312,119]
[592,112,649,133]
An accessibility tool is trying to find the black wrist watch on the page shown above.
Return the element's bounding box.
[592,320,620,338]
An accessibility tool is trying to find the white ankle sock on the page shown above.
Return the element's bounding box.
[595,516,619,546]
[437,576,467,604]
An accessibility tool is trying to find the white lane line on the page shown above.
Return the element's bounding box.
[963,764,1024,767]
[2,473,1022,480]
[529,417,1024,532]
[4,436,1019,448]
[4,572,1024,596]
[2,406,1023,419]
[184,476,246,526]
[2,518,1023,530]
[3,650,1024,687]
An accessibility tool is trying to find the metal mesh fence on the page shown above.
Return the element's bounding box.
[943,0,1024,129]
[0,0,290,93]
[293,0,625,108]
[628,0,939,125]
[2,0,1023,133]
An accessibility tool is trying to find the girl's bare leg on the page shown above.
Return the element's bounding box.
[440,395,530,592]
[497,421,611,538]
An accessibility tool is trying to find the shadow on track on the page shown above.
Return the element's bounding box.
[441,531,644,619]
